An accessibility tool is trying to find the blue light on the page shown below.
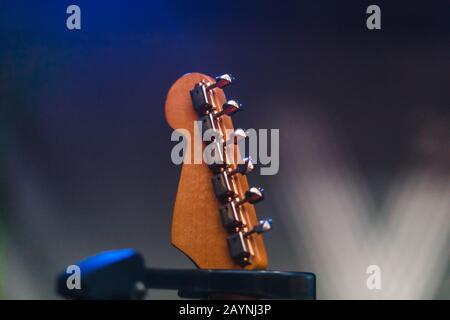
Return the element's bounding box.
[77,248,137,274]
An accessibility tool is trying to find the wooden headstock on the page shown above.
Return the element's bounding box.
[165,72,268,270]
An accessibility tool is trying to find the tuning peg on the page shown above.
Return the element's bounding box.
[214,100,242,118]
[236,187,264,206]
[229,157,254,176]
[225,128,247,146]
[207,74,234,90]
[244,219,273,237]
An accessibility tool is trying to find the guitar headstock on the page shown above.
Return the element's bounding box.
[165,72,269,269]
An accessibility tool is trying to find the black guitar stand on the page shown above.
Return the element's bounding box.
[57,249,316,300]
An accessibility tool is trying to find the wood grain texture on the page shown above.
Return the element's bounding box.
[165,72,268,270]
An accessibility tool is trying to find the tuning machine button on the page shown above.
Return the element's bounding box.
[236,187,265,206]
[207,74,234,90]
[225,128,247,146]
[229,157,254,176]
[244,219,273,237]
[214,100,241,118]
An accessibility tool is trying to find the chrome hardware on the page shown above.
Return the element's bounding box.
[190,83,212,115]
[212,172,236,202]
[244,219,273,237]
[207,74,234,90]
[205,142,227,174]
[214,100,241,118]
[227,232,251,267]
[228,157,254,176]
[189,73,269,268]
[220,202,243,231]
[199,114,220,143]
[236,187,265,206]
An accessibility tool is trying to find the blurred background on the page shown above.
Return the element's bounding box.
[0,0,449,299]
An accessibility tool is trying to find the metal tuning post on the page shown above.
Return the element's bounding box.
[212,172,236,202]
[219,202,243,231]
[199,114,220,143]
[226,232,251,267]
[225,217,272,267]
[228,157,254,176]
[190,74,234,114]
[207,74,234,90]
[206,142,227,174]
[236,187,265,206]
[190,83,212,115]
[214,100,241,118]
[244,219,273,237]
